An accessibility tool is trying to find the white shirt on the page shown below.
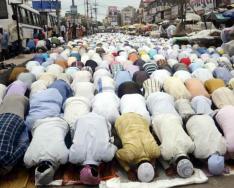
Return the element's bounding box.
[152,114,195,161]
[73,82,95,101]
[63,97,91,130]
[60,25,66,32]
[186,115,226,159]
[69,113,117,165]
[147,92,179,117]
[92,92,120,124]
[24,117,69,167]
[120,94,151,123]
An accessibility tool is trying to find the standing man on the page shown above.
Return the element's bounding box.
[60,24,66,39]
[72,23,77,39]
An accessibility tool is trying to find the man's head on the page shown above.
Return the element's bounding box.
[176,157,194,178]
[208,154,224,175]
[137,162,155,182]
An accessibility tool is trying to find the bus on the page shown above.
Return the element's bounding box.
[40,12,57,29]
[0,0,42,47]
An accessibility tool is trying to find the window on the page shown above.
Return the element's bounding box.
[40,12,48,26]
[0,0,8,19]
[30,12,35,25]
[19,8,27,24]
[25,9,30,24]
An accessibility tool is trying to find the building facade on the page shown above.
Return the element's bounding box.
[121,6,136,26]
[107,6,120,26]
[138,0,233,24]
[138,0,179,24]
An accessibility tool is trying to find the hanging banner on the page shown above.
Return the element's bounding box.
[32,0,61,11]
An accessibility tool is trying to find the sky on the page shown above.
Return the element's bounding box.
[61,0,141,21]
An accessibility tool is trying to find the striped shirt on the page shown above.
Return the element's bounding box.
[143,62,157,76]
[143,78,161,98]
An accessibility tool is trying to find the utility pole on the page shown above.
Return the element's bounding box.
[90,3,93,34]
[56,0,61,35]
[93,0,98,32]
[86,0,90,34]
[72,0,75,24]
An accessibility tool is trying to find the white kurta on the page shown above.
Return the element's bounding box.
[30,80,47,97]
[92,92,120,124]
[150,70,171,86]
[69,113,117,165]
[93,68,112,86]
[173,70,192,83]
[191,96,213,115]
[24,117,69,168]
[46,64,64,77]
[73,82,95,101]
[191,68,213,83]
[186,115,226,159]
[146,92,179,117]
[212,87,234,109]
[30,66,45,80]
[63,97,91,130]
[175,99,195,120]
[152,114,195,161]
[72,70,92,84]
[120,94,151,123]
[163,77,191,100]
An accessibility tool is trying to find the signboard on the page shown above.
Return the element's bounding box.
[108,6,117,16]
[32,0,61,11]
[70,5,77,15]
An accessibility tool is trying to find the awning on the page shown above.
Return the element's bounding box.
[205,12,230,22]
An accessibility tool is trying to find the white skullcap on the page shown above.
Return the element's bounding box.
[137,162,155,182]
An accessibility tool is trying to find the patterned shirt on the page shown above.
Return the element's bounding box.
[0,113,28,169]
